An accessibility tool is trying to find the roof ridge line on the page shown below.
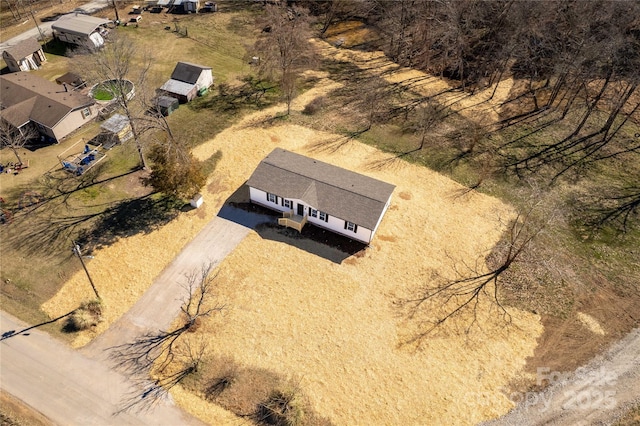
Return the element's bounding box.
[263,160,388,203]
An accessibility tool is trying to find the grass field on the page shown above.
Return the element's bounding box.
[1,4,639,426]
[0,1,265,336]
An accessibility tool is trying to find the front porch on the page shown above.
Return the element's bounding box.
[278,211,307,232]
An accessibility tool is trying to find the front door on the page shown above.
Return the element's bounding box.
[297,203,305,216]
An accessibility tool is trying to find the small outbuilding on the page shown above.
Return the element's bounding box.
[246,148,395,244]
[158,62,213,103]
[99,113,133,148]
[154,95,179,116]
[2,38,46,72]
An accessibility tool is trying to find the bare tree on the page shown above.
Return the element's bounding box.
[110,263,223,376]
[0,119,38,165]
[76,33,152,169]
[409,99,448,151]
[580,185,640,234]
[255,4,316,115]
[110,263,223,413]
[397,202,552,345]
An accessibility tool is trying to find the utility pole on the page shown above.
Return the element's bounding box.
[112,0,120,24]
[29,10,45,41]
[72,241,101,300]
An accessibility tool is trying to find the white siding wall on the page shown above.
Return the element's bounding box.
[249,187,289,213]
[195,70,214,91]
[54,31,97,49]
[310,212,372,243]
[249,186,374,244]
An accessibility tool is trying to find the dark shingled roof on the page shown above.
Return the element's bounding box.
[0,72,94,129]
[2,37,42,60]
[170,62,211,84]
[247,148,395,230]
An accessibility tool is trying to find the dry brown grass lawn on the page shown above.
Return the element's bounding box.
[43,46,542,425]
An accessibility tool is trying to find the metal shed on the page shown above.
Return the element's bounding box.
[154,96,179,116]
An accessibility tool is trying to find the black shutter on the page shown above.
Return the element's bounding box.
[344,221,348,229]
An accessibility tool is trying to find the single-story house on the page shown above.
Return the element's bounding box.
[154,95,179,116]
[0,72,96,143]
[158,62,213,103]
[2,38,46,72]
[99,113,133,148]
[246,148,395,244]
[52,15,112,49]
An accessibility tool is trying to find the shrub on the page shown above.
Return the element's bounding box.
[197,356,333,425]
[302,96,327,115]
[257,388,304,426]
[63,300,102,332]
[203,356,240,399]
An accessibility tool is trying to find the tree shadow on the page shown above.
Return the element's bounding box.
[1,310,76,341]
[189,76,278,113]
[2,189,178,256]
[77,195,182,251]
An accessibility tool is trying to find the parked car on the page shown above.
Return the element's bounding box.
[129,15,142,23]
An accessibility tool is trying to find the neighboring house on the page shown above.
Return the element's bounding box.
[0,72,96,143]
[246,148,395,244]
[158,62,213,103]
[52,15,111,49]
[157,0,200,13]
[2,38,46,72]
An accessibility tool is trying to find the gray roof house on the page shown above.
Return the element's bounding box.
[2,38,46,72]
[0,72,96,143]
[158,62,213,103]
[52,15,111,49]
[246,148,395,244]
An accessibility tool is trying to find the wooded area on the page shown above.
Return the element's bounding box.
[298,0,639,231]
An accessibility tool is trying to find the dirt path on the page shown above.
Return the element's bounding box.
[481,327,640,425]
[0,311,205,425]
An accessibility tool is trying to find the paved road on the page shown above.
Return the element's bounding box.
[481,327,640,426]
[1,207,265,424]
[0,311,204,425]
[0,0,110,54]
